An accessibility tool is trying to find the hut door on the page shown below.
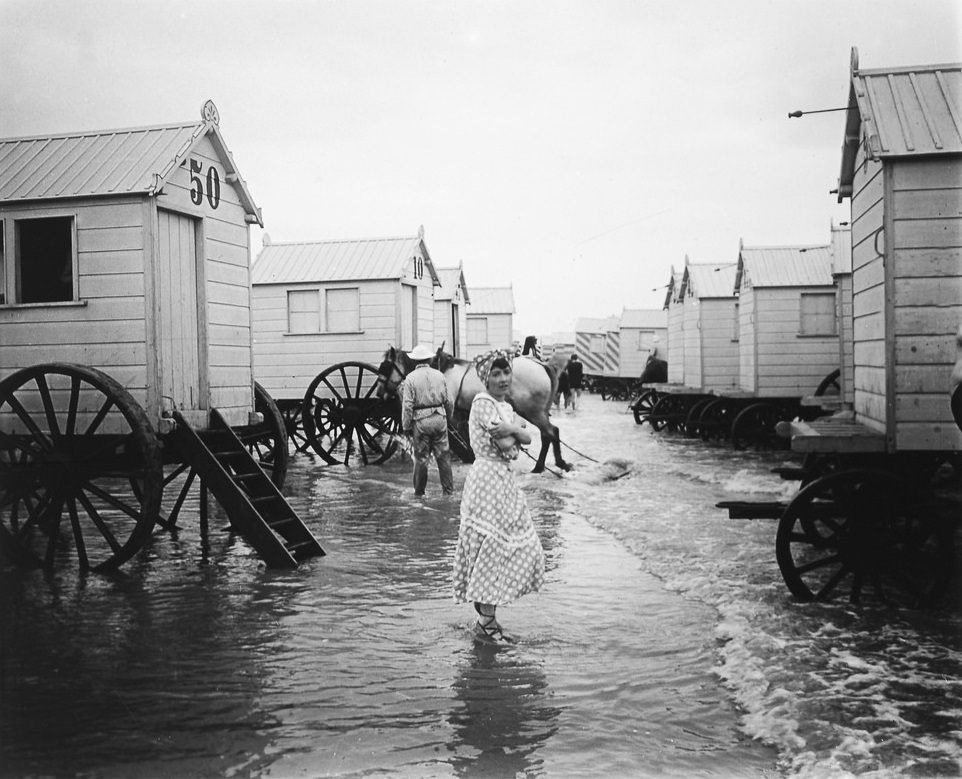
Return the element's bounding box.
[450,303,460,357]
[157,209,203,414]
[400,284,416,349]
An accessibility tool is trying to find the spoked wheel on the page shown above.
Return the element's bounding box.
[682,398,713,438]
[302,362,402,466]
[278,399,312,453]
[731,403,778,451]
[0,363,162,571]
[698,399,735,443]
[775,469,953,606]
[232,382,289,488]
[814,368,842,398]
[631,390,658,425]
[649,394,686,432]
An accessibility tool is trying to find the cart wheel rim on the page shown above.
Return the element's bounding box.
[0,363,162,571]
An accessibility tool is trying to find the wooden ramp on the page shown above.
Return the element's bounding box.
[173,410,325,568]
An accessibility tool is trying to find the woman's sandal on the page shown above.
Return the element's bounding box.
[474,614,505,643]
[474,614,514,644]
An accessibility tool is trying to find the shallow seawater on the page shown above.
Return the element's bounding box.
[1,394,960,778]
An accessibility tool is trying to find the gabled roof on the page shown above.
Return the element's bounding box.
[681,262,737,300]
[735,243,834,290]
[468,286,514,314]
[252,233,440,286]
[0,99,262,225]
[663,263,684,309]
[621,308,667,329]
[540,331,576,347]
[839,47,962,200]
[575,316,620,333]
[435,263,470,303]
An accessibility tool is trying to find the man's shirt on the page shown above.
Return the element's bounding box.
[401,365,453,432]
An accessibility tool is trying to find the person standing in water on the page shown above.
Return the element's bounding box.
[452,350,544,643]
[567,354,584,411]
[400,343,454,496]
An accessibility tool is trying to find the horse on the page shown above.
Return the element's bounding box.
[380,346,571,473]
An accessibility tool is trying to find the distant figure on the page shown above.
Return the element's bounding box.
[401,343,454,496]
[554,365,571,411]
[521,335,543,361]
[567,354,584,411]
[639,354,668,385]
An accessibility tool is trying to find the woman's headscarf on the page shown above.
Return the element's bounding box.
[474,349,513,386]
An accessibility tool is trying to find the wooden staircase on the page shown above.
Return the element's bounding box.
[173,410,324,568]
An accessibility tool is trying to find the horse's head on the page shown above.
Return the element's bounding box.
[377,346,407,397]
[434,348,457,373]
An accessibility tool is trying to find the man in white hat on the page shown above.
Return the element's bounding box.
[401,343,455,496]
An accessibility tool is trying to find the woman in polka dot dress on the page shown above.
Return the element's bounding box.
[452,351,545,643]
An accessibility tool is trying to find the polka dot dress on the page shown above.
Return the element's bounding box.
[452,393,544,605]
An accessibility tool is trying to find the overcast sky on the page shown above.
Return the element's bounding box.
[2,0,960,335]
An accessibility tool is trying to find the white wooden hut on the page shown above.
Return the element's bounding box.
[540,331,576,361]
[664,265,686,384]
[835,48,962,451]
[734,239,838,396]
[433,262,470,358]
[250,227,440,402]
[0,99,263,430]
[574,316,620,377]
[464,286,515,359]
[679,262,739,391]
[619,308,668,378]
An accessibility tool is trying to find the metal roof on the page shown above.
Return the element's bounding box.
[621,308,667,329]
[435,264,470,303]
[468,286,515,314]
[736,244,834,290]
[251,234,440,286]
[663,265,683,309]
[682,263,737,300]
[839,48,962,199]
[0,100,262,225]
[575,316,620,333]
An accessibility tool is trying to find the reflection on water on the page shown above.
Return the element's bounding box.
[450,645,559,778]
[2,396,800,778]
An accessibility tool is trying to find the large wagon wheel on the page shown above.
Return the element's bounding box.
[648,394,685,432]
[0,363,162,571]
[277,399,312,453]
[682,397,713,438]
[730,402,779,451]
[233,382,289,488]
[302,362,401,466]
[814,368,841,397]
[631,389,658,425]
[698,399,735,442]
[774,468,953,606]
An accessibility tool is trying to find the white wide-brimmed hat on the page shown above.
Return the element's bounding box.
[409,343,434,361]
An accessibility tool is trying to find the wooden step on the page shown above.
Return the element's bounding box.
[173,410,325,568]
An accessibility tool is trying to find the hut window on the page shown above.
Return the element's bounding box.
[799,293,837,336]
[467,317,488,345]
[288,289,320,333]
[15,216,75,304]
[590,334,605,354]
[637,330,655,350]
[326,288,359,332]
